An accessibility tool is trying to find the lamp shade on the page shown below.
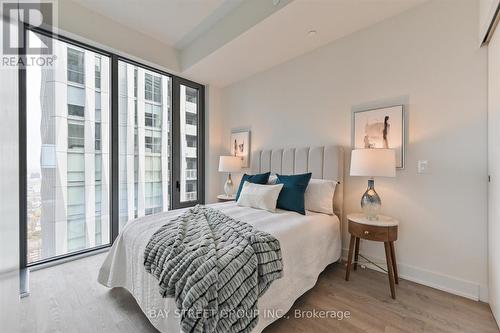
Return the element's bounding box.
[350,149,396,178]
[218,156,241,173]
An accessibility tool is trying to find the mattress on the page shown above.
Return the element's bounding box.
[98,202,341,332]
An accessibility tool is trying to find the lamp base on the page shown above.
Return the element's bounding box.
[361,179,381,220]
[224,174,234,197]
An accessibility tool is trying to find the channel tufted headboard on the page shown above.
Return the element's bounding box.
[250,145,344,222]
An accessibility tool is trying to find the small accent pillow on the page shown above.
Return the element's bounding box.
[276,173,312,215]
[237,181,284,213]
[304,179,337,215]
[235,172,271,201]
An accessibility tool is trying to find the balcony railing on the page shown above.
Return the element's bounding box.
[185,169,197,180]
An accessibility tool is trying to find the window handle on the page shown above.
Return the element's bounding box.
[176,180,180,191]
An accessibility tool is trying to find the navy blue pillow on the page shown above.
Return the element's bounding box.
[276,173,312,215]
[235,172,271,200]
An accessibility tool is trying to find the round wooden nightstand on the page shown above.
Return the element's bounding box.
[217,194,236,202]
[345,213,399,299]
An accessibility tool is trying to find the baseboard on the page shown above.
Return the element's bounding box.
[341,248,485,302]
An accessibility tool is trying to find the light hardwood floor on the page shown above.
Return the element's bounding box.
[20,253,499,333]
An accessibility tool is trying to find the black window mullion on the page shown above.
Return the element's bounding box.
[171,77,182,209]
[171,77,205,209]
[110,55,119,242]
[198,84,205,205]
[19,23,28,270]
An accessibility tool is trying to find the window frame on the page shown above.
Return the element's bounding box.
[19,25,205,268]
[171,76,205,209]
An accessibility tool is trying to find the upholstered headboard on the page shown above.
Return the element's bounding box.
[250,146,344,221]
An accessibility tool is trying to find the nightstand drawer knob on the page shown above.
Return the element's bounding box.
[364,230,370,235]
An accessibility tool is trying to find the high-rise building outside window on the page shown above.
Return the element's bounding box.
[179,85,199,203]
[119,62,171,228]
[25,32,111,263]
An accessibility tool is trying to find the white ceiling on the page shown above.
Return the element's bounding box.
[71,0,426,87]
[183,0,426,86]
[71,0,233,47]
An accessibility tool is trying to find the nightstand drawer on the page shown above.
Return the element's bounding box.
[348,221,398,242]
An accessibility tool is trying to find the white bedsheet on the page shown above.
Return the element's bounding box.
[98,202,341,332]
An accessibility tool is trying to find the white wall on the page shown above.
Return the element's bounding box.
[488,22,500,324]
[220,0,488,301]
[480,0,499,43]
[0,15,20,333]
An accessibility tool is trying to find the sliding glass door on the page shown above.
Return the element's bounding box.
[21,28,205,267]
[24,30,111,264]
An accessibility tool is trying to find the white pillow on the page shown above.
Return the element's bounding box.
[237,181,283,213]
[304,179,337,215]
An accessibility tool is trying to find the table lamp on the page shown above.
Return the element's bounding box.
[218,156,241,197]
[350,149,396,220]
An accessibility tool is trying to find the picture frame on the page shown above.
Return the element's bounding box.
[230,129,251,168]
[352,105,405,169]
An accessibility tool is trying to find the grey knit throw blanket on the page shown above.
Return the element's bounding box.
[144,205,283,333]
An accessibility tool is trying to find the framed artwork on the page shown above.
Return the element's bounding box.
[230,130,251,168]
[353,105,405,168]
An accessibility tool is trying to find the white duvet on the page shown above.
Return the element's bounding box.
[98,202,341,333]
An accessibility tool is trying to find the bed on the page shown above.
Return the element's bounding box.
[98,145,344,333]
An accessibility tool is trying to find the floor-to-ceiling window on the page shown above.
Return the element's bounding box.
[118,61,172,229]
[25,31,111,263]
[179,84,200,203]
[21,28,205,266]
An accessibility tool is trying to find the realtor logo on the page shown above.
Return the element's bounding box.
[2,1,53,54]
[1,1,56,67]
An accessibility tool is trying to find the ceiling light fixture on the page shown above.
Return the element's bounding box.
[308,30,317,37]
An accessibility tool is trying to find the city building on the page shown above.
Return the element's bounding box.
[31,40,111,261]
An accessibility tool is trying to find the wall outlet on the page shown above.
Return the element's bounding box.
[417,160,429,174]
